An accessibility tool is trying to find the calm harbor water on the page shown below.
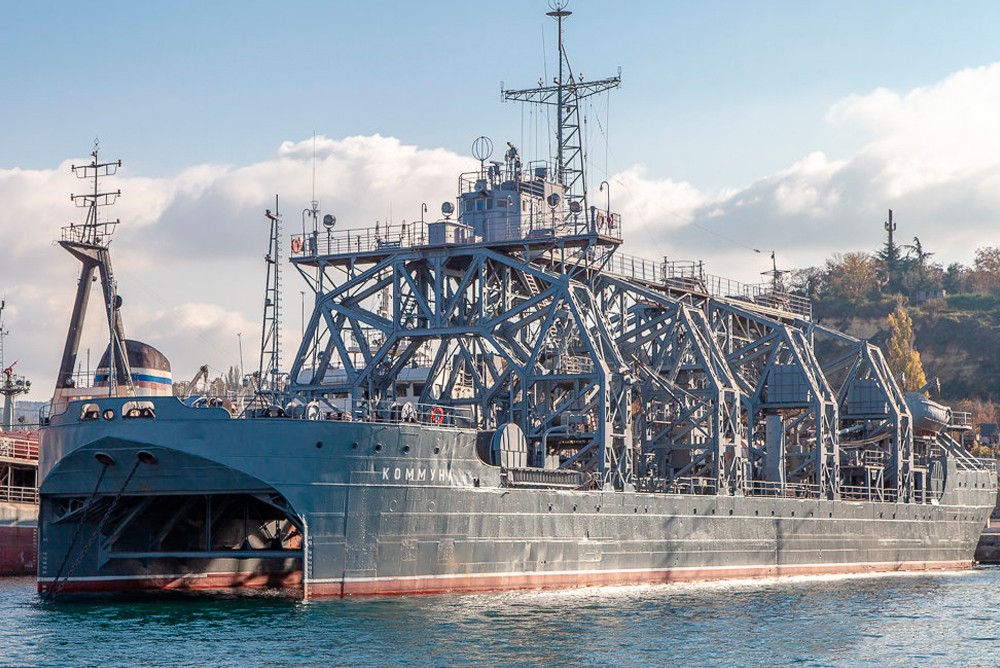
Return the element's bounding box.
[2,569,1000,667]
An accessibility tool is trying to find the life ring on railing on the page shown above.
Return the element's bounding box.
[430,406,445,425]
[291,237,302,254]
[595,212,605,229]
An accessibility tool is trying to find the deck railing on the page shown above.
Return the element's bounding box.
[0,433,38,461]
[604,253,813,319]
[291,207,621,261]
[0,485,37,504]
[950,411,974,429]
[258,398,476,429]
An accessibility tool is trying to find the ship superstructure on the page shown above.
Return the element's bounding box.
[36,3,996,597]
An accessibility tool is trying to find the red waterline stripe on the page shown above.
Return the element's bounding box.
[37,560,972,597]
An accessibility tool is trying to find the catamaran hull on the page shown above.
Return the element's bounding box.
[36,400,997,597]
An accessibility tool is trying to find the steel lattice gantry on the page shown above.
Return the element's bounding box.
[289,234,636,489]
[287,221,919,501]
[591,274,746,495]
[814,324,914,503]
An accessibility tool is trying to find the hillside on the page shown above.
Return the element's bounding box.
[814,295,1000,402]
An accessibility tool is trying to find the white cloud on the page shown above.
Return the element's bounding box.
[6,63,1000,402]
[625,62,1000,281]
[0,136,474,402]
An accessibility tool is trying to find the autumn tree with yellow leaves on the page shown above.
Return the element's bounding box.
[885,304,927,393]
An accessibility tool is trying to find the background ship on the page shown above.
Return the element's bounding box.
[0,302,37,576]
[36,2,997,597]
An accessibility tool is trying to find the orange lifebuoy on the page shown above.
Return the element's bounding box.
[430,406,445,424]
[291,237,303,253]
[596,212,605,228]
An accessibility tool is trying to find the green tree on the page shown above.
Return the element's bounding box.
[943,262,970,294]
[901,236,942,293]
[885,304,927,393]
[876,212,904,293]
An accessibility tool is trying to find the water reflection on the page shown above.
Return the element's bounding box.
[1,569,999,667]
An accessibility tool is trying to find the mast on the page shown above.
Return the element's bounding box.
[53,141,133,408]
[502,0,620,210]
[257,197,283,404]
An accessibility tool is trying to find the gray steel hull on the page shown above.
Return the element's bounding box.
[37,399,997,596]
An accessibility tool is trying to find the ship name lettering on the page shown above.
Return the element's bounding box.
[380,467,451,483]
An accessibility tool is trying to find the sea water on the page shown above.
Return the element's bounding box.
[2,568,1000,667]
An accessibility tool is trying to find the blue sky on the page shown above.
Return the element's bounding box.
[4,0,1000,400]
[7,1,1000,183]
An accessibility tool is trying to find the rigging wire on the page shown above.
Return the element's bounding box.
[587,101,765,259]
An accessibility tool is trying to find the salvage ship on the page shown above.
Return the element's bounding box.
[37,3,997,597]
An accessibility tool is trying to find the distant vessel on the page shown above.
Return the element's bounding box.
[0,302,37,576]
[37,2,996,597]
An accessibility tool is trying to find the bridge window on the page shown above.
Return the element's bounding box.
[123,400,156,419]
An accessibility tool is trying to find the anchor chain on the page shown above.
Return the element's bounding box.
[44,463,110,598]
[45,456,144,598]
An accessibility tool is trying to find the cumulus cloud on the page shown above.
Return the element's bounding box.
[5,62,1000,401]
[0,136,474,401]
[624,62,1000,281]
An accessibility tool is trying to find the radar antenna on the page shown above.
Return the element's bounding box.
[502,0,620,209]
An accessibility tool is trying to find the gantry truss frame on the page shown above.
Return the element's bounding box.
[285,221,947,501]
